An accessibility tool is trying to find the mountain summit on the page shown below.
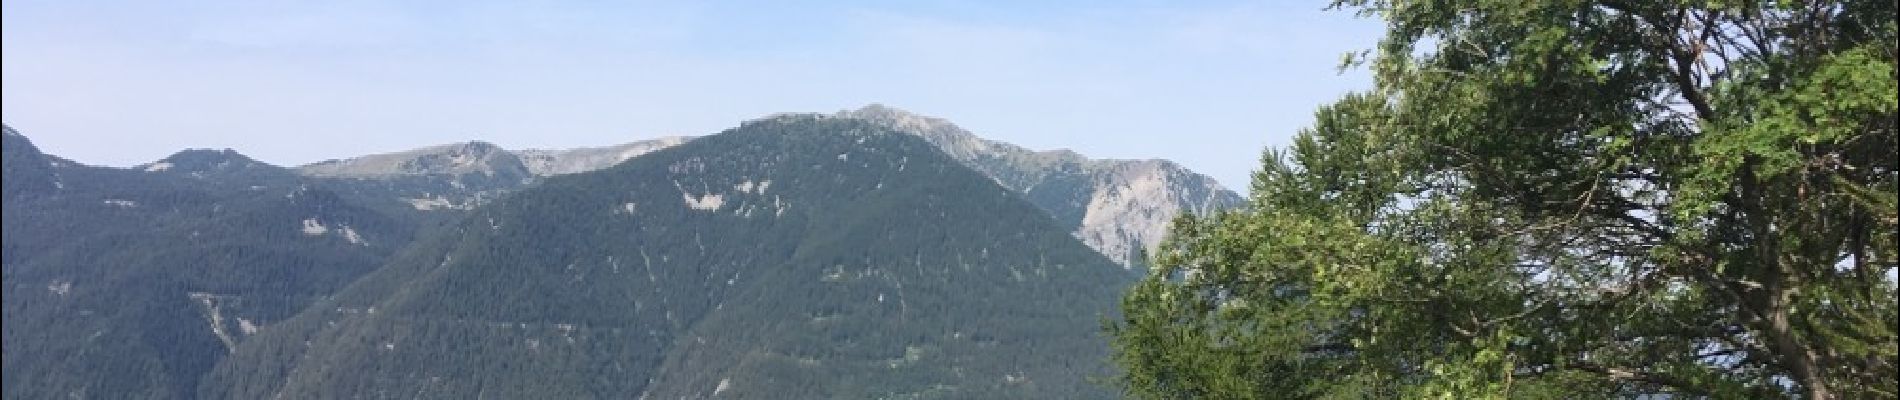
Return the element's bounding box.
[836,104,1244,266]
[298,141,529,179]
[514,136,692,176]
[1,124,60,198]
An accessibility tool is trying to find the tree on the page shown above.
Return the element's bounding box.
[1110,1,1897,398]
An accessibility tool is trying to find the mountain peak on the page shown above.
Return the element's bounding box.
[2,124,61,197]
[515,136,693,176]
[848,103,907,117]
[837,103,951,134]
[137,148,304,186]
[298,140,528,179]
[158,147,248,159]
[144,148,263,173]
[443,140,505,155]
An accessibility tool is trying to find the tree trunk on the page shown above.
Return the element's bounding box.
[1764,285,1830,399]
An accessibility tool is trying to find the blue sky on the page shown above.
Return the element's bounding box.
[1,0,1382,192]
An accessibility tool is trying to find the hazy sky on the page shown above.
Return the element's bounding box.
[2,0,1382,192]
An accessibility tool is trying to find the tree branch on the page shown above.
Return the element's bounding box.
[1564,362,1715,397]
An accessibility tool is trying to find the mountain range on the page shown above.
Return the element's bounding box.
[2,105,1241,399]
[203,115,1131,398]
[292,105,1241,266]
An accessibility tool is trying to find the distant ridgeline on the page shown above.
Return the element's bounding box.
[2,106,1234,398]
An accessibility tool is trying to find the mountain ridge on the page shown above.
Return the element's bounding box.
[835,104,1244,266]
[514,136,693,176]
[271,105,1242,265]
[202,114,1127,399]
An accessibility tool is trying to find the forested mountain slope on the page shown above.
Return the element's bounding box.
[203,115,1130,399]
[2,126,423,399]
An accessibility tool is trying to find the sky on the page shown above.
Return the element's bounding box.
[1,0,1383,192]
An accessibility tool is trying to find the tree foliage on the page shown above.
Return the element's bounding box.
[1112,1,1897,398]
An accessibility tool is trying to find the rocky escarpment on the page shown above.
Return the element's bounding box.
[836,104,1243,267]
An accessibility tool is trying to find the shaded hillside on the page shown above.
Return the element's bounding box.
[2,129,422,399]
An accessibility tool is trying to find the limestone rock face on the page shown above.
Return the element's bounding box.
[837,104,1243,267]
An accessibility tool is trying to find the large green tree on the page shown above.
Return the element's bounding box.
[1111,1,1897,398]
